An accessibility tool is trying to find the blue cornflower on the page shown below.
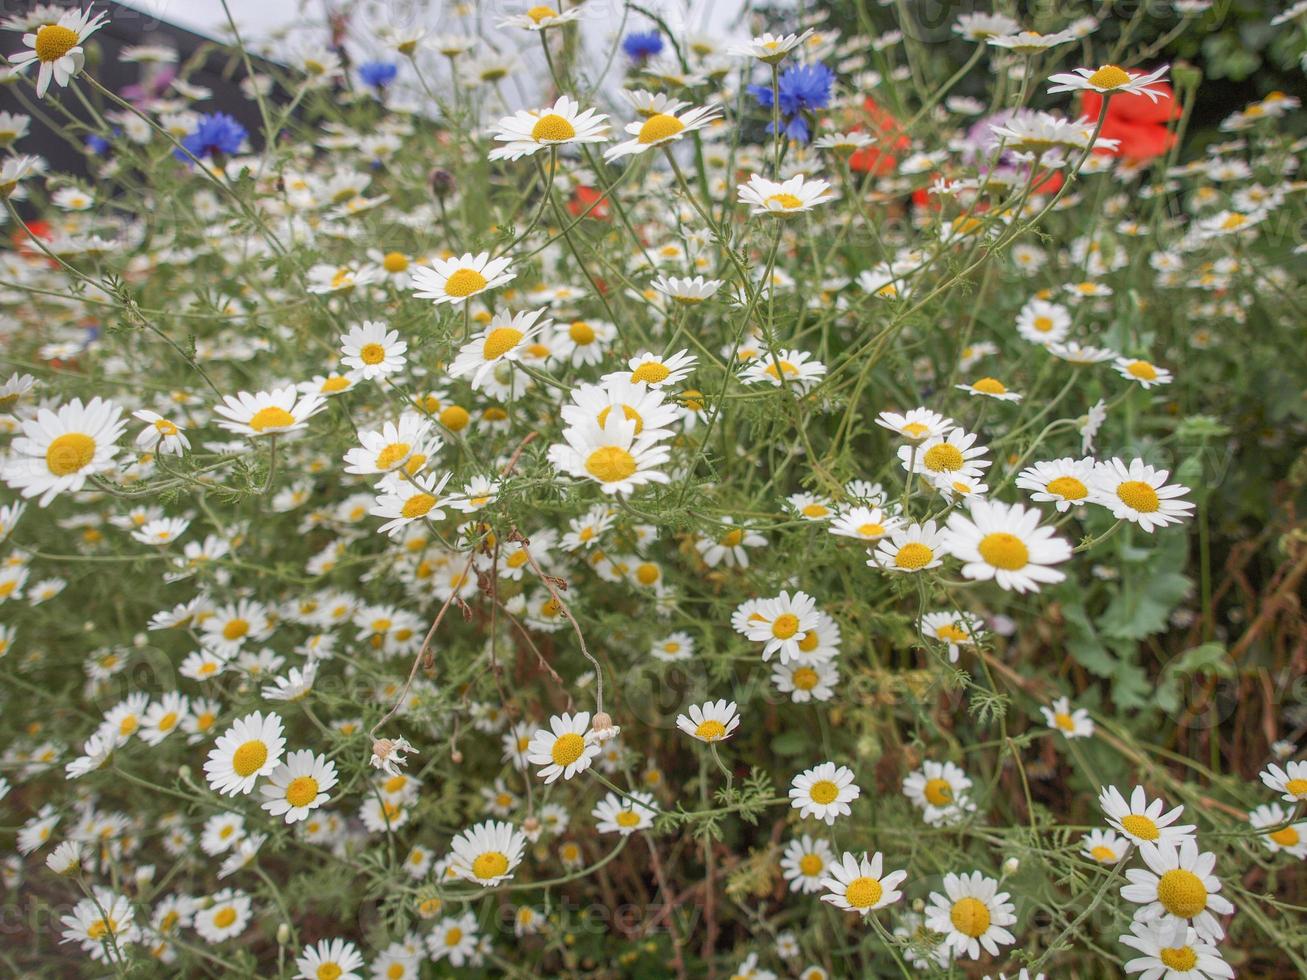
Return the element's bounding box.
[175,113,247,161]
[358,61,399,89]
[622,31,663,61]
[85,133,111,155]
[748,62,835,142]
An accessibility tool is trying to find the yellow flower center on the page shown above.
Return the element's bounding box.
[382,251,409,272]
[400,493,437,519]
[694,719,727,740]
[87,917,117,941]
[856,522,885,538]
[527,6,557,23]
[1270,826,1300,847]
[1033,315,1054,333]
[635,563,659,585]
[971,377,1007,395]
[1090,844,1116,862]
[977,532,1029,571]
[472,851,510,879]
[720,528,744,547]
[1116,480,1160,513]
[1120,813,1160,841]
[45,432,96,476]
[923,778,953,806]
[35,24,80,63]
[638,113,685,144]
[901,421,929,438]
[285,775,320,808]
[766,193,804,210]
[596,404,643,435]
[809,779,839,804]
[531,113,576,141]
[222,618,250,641]
[358,343,386,365]
[231,739,268,777]
[1054,712,1076,731]
[317,965,343,980]
[440,405,470,431]
[154,419,179,436]
[248,406,296,432]
[949,897,991,938]
[483,326,524,360]
[630,361,670,384]
[1046,476,1088,501]
[119,715,139,736]
[212,907,237,929]
[1157,868,1208,918]
[894,542,934,570]
[922,443,964,472]
[797,631,821,652]
[386,964,405,979]
[764,360,799,379]
[1087,65,1132,89]
[936,624,968,643]
[799,853,824,876]
[771,613,800,639]
[1160,947,1198,971]
[1285,778,1307,797]
[320,376,351,393]
[616,810,642,827]
[569,320,596,344]
[551,732,586,766]
[584,446,637,483]
[800,503,829,517]
[375,442,411,470]
[845,876,884,908]
[1125,359,1159,381]
[792,667,819,690]
[444,267,488,297]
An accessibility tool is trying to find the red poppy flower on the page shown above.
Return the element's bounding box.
[568,185,610,221]
[848,96,910,175]
[1081,78,1181,161]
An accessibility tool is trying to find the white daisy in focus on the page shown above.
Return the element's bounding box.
[525,712,599,783]
[941,499,1072,593]
[213,387,326,439]
[789,761,859,825]
[820,851,906,916]
[449,819,526,886]
[10,7,109,97]
[260,749,337,823]
[410,252,514,306]
[1091,458,1194,532]
[736,173,836,215]
[1120,839,1234,941]
[1,397,126,506]
[924,871,1017,960]
[203,711,286,797]
[675,699,740,743]
[1047,64,1171,102]
[340,320,408,380]
[487,95,609,161]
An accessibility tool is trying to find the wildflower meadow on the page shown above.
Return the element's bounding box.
[1,0,1306,977]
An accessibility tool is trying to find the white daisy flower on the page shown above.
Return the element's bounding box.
[942,499,1072,593]
[740,348,827,392]
[449,819,526,886]
[203,711,286,796]
[370,471,452,538]
[1016,457,1097,512]
[132,409,190,456]
[1099,785,1196,846]
[592,790,656,835]
[604,104,722,161]
[899,427,990,481]
[427,911,479,966]
[918,611,984,662]
[1047,64,1171,102]
[820,851,907,916]
[525,712,600,783]
[1091,458,1194,532]
[605,348,697,388]
[1249,804,1307,858]
[828,506,902,543]
[1081,828,1130,865]
[1114,356,1173,388]
[546,414,672,496]
[735,590,820,663]
[410,252,514,306]
[696,518,766,568]
[737,173,837,215]
[876,407,952,442]
[10,7,109,97]
[260,749,337,823]
[1121,839,1234,941]
[956,377,1022,401]
[1,397,125,506]
[488,94,609,161]
[194,889,252,943]
[213,386,326,439]
[498,5,585,31]
[1041,696,1094,738]
[649,275,721,305]
[924,871,1018,960]
[561,378,681,441]
[772,659,838,703]
[139,692,189,746]
[340,320,408,379]
[1259,760,1307,803]
[448,307,551,389]
[871,520,946,574]
[789,761,860,825]
[675,699,740,742]
[1119,919,1234,980]
[59,888,137,961]
[295,938,364,980]
[343,412,440,476]
[732,30,815,63]
[903,761,977,826]
[780,835,835,894]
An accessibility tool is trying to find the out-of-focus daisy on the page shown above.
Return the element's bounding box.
[781,835,835,894]
[592,791,656,835]
[448,307,551,389]
[1114,355,1173,388]
[1041,696,1094,739]
[1249,804,1307,858]
[919,611,983,662]
[1260,761,1307,803]
[1081,828,1129,865]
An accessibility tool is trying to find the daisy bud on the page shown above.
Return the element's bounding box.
[276,922,291,945]
[450,749,463,764]
[591,712,621,742]
[177,764,191,781]
[1002,857,1020,875]
[429,167,455,198]
[522,816,541,837]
